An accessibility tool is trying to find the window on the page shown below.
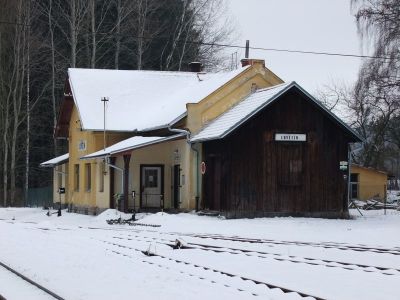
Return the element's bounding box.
[98,162,104,192]
[85,163,91,192]
[145,169,158,188]
[74,164,80,191]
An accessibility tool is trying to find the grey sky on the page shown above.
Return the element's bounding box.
[228,0,364,93]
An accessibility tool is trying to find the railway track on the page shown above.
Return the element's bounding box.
[112,234,400,276]
[171,233,400,256]
[99,238,323,299]
[82,225,400,256]
[0,260,64,300]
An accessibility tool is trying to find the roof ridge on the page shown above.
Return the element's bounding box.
[255,81,292,93]
[68,67,246,76]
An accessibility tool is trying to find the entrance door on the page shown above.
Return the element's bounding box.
[173,165,181,209]
[203,155,222,211]
[141,165,164,208]
[277,144,305,212]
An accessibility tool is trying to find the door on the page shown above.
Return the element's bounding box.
[350,173,359,199]
[141,165,164,208]
[203,155,222,211]
[277,144,305,212]
[173,165,181,209]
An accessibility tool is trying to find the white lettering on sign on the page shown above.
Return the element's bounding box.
[275,133,306,142]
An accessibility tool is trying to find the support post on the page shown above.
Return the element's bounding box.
[109,157,116,209]
[123,154,131,213]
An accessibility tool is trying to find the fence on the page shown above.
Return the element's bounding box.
[26,186,53,208]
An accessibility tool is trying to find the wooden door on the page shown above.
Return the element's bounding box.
[277,144,305,212]
[204,155,222,211]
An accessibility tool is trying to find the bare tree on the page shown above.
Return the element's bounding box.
[350,0,400,169]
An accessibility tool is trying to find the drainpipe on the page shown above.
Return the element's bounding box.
[106,156,124,210]
[168,125,200,211]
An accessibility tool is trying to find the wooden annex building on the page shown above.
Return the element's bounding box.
[41,59,362,218]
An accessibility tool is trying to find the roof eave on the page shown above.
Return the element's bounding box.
[81,134,186,160]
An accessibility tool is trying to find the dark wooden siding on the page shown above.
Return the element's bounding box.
[202,88,353,218]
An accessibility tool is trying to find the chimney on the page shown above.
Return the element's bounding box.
[241,58,265,68]
[189,62,203,72]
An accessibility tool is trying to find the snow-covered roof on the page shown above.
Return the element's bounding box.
[68,66,250,132]
[40,153,69,167]
[81,134,185,160]
[191,81,363,143]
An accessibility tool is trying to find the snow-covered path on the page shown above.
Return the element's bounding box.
[0,208,399,300]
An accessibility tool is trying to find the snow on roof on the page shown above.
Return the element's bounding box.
[191,81,363,143]
[68,66,250,132]
[40,153,69,167]
[81,134,185,160]
[190,83,292,142]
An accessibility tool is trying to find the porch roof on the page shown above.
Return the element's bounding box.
[40,153,69,167]
[190,81,363,143]
[81,134,185,160]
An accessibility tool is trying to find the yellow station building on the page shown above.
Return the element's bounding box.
[41,59,361,217]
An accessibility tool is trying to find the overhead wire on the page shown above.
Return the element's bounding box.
[0,20,391,60]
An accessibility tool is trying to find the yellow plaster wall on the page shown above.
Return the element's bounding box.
[351,165,388,201]
[95,160,111,209]
[186,62,284,134]
[67,106,132,208]
[113,138,191,209]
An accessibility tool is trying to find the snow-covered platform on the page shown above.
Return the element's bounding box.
[0,208,399,299]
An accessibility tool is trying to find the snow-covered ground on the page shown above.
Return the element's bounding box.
[0,208,399,300]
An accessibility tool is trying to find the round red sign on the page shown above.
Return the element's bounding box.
[200,161,206,175]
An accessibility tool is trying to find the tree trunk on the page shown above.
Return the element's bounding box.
[90,0,96,68]
[70,0,77,67]
[114,0,121,69]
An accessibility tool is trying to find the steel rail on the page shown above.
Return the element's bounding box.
[0,261,65,300]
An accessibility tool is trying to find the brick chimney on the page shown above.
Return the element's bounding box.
[241,59,265,68]
[240,58,265,67]
[189,62,203,72]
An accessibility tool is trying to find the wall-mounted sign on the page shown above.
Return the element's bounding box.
[275,133,306,142]
[339,161,348,171]
[200,161,206,175]
[78,139,87,151]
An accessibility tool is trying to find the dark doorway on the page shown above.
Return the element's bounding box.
[204,155,222,211]
[350,173,359,199]
[173,165,181,209]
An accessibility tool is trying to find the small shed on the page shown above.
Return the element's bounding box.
[350,165,388,201]
[192,82,362,218]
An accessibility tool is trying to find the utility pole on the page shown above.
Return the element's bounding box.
[101,97,109,151]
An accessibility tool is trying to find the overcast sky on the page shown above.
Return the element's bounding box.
[227,0,364,93]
